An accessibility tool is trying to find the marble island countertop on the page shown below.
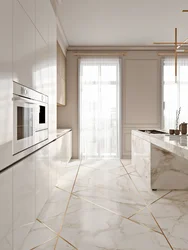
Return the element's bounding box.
[132,129,188,161]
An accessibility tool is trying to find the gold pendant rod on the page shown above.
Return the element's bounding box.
[175,28,177,82]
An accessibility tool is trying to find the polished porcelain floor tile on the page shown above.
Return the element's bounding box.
[19,159,188,250]
[129,174,170,205]
[121,159,131,166]
[73,174,147,218]
[73,166,124,193]
[149,193,188,250]
[122,164,137,174]
[32,237,57,249]
[56,166,79,193]
[37,188,70,233]
[34,237,76,250]
[81,159,123,170]
[130,207,162,233]
[60,195,171,250]
[20,221,56,250]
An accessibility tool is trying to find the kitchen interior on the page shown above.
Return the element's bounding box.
[1,0,188,249]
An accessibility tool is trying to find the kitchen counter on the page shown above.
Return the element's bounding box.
[56,129,71,139]
[132,130,188,161]
[132,130,188,190]
[0,128,72,173]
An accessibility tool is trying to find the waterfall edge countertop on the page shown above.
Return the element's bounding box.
[132,130,188,161]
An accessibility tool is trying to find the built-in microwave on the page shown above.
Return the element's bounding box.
[13,82,48,155]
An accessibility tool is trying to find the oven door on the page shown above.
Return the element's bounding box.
[13,95,37,155]
[36,102,48,132]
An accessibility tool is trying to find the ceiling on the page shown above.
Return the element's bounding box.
[56,0,188,47]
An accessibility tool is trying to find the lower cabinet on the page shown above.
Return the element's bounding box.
[0,130,72,250]
[35,146,49,218]
[0,168,13,250]
[13,154,36,250]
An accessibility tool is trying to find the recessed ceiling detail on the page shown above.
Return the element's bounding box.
[56,0,188,46]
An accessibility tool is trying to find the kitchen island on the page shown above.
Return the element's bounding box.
[132,130,188,190]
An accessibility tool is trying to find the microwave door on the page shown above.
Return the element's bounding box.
[13,95,37,154]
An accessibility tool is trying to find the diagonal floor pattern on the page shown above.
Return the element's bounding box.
[20,159,188,249]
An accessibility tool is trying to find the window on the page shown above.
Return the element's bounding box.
[163,57,188,131]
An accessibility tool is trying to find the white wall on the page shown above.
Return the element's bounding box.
[57,50,162,158]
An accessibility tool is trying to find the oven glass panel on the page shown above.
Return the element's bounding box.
[39,105,45,124]
[17,107,33,140]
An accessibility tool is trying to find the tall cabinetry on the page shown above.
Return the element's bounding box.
[0,0,13,249]
[13,0,35,89]
[12,0,57,137]
[57,42,66,106]
[0,130,72,250]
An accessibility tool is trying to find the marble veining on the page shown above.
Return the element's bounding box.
[60,196,171,250]
[15,159,188,250]
[132,130,188,190]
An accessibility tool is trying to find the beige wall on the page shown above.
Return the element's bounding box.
[122,51,161,158]
[57,51,78,158]
[57,50,162,159]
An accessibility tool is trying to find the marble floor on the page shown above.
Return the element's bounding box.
[19,159,188,250]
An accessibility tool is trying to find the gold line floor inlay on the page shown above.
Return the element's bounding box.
[34,159,175,250]
[149,209,174,250]
[72,193,163,235]
[31,236,57,250]
[53,159,82,250]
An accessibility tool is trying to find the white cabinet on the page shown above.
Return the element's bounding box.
[49,131,72,194]
[36,0,49,43]
[49,141,57,195]
[13,0,35,89]
[0,130,72,250]
[48,5,57,135]
[17,0,35,24]
[56,131,72,178]
[13,154,36,250]
[35,146,49,217]
[66,131,72,162]
[0,169,13,250]
[0,0,13,150]
[35,30,49,95]
[57,42,66,106]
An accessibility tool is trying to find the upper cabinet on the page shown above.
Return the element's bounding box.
[48,4,57,135]
[17,0,35,24]
[35,30,49,95]
[13,0,35,89]
[57,42,66,106]
[0,0,13,147]
[36,0,49,43]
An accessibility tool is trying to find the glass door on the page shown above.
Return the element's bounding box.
[79,58,121,159]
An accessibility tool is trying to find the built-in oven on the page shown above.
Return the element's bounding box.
[13,82,48,155]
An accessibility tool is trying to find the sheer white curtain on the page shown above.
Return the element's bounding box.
[163,57,188,130]
[79,58,120,159]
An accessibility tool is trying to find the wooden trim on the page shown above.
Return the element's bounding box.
[154,42,188,45]
[68,46,176,51]
[158,52,188,56]
[73,52,127,56]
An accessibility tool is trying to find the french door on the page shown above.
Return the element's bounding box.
[79,58,121,159]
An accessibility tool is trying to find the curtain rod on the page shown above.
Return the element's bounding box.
[158,52,188,56]
[73,52,127,56]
